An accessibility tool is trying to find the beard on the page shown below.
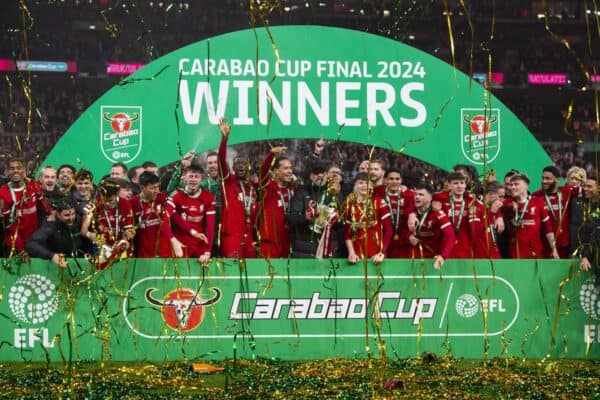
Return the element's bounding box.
[545,182,557,193]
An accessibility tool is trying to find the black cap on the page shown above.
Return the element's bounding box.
[55,196,75,212]
[308,161,327,174]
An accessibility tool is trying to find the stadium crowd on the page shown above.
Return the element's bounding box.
[1,79,596,187]
[1,1,597,79]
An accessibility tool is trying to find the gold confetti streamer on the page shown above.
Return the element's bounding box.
[563,98,584,143]
[548,260,575,353]
[441,0,457,80]
[520,318,540,358]
[541,0,590,84]
[458,0,475,91]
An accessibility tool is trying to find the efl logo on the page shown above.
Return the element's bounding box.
[455,294,479,318]
[579,277,600,344]
[100,105,142,163]
[145,287,221,332]
[455,293,507,318]
[8,274,58,349]
[9,274,58,324]
[579,277,600,320]
[460,108,500,165]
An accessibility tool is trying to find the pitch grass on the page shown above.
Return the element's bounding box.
[0,357,598,399]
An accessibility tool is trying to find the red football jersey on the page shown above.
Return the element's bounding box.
[378,189,415,258]
[0,180,44,251]
[502,196,553,259]
[343,196,392,259]
[433,191,484,258]
[473,207,502,259]
[167,188,216,257]
[532,185,580,257]
[258,179,294,258]
[408,207,456,259]
[257,151,295,259]
[218,135,258,258]
[94,198,134,247]
[131,192,174,258]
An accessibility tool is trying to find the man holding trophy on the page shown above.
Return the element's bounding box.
[80,178,135,269]
[288,161,341,258]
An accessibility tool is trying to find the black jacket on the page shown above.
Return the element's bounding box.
[287,183,343,258]
[571,198,600,284]
[26,217,89,260]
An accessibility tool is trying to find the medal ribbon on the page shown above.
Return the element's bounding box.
[513,196,530,228]
[450,196,465,231]
[239,181,255,220]
[138,196,156,228]
[278,186,291,214]
[103,205,120,241]
[543,190,562,226]
[385,190,401,232]
[488,216,497,246]
[416,207,431,237]
[7,182,25,225]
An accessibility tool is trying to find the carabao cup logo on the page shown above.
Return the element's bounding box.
[455,293,479,318]
[579,277,600,320]
[8,274,59,324]
[145,287,221,332]
[100,105,142,163]
[460,108,500,165]
[105,112,138,133]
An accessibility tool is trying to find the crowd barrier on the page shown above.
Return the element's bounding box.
[0,258,598,361]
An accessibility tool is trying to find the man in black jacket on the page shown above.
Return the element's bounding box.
[288,161,342,258]
[26,197,89,267]
[573,176,600,281]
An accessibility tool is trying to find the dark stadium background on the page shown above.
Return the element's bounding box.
[0,0,597,182]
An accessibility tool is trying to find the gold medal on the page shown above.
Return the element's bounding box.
[514,197,530,230]
[246,217,251,224]
[393,233,399,240]
[515,220,523,229]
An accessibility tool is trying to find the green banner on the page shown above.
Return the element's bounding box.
[0,258,598,361]
[42,26,551,187]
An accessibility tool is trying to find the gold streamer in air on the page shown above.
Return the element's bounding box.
[458,0,475,91]
[548,260,575,354]
[100,2,119,38]
[17,0,33,143]
[563,98,584,143]
[441,0,457,80]
[485,0,496,87]
[362,256,371,358]
[541,0,590,84]
[583,0,595,55]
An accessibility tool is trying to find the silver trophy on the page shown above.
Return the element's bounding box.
[311,204,335,233]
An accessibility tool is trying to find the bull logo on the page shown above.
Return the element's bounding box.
[103,112,139,133]
[460,108,500,165]
[145,287,221,332]
[100,105,142,163]
[464,114,496,135]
